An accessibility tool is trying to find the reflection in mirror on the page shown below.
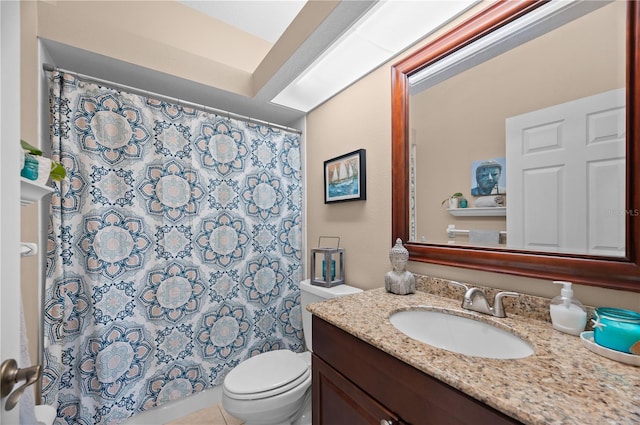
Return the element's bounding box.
[408,1,625,256]
[391,0,640,290]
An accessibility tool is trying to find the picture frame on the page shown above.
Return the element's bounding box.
[324,149,366,203]
[470,157,506,197]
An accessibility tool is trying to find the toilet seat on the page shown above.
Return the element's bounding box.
[223,350,310,400]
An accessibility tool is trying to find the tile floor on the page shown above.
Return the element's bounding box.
[164,403,244,425]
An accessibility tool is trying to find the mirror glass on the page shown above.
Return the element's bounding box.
[392,0,640,290]
[408,1,625,256]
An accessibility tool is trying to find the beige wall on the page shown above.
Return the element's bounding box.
[306,2,639,310]
[306,66,392,288]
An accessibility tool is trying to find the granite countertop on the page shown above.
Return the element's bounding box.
[306,280,640,425]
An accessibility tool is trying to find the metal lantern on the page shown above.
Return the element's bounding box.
[310,236,345,287]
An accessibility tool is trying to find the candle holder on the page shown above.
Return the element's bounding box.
[310,236,345,287]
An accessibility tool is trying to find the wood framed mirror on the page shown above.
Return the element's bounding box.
[392,0,639,291]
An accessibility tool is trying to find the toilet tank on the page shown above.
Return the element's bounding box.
[299,279,362,351]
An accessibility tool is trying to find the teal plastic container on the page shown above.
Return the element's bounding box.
[20,155,39,180]
[592,307,640,354]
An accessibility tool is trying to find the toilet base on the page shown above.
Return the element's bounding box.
[223,380,311,425]
[238,392,311,425]
[241,394,311,425]
[291,394,311,425]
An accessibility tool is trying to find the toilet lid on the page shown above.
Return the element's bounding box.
[224,350,309,399]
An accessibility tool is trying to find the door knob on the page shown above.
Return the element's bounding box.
[1,359,41,411]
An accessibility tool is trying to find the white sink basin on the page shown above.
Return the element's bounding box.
[389,309,534,359]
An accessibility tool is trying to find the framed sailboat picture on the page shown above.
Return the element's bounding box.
[324,149,366,203]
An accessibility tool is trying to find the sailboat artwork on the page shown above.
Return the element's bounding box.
[329,160,358,197]
[324,149,367,203]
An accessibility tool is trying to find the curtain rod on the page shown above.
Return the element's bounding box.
[42,63,302,135]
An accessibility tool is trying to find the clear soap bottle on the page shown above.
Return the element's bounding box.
[549,281,587,336]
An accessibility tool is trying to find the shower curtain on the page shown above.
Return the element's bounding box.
[42,71,304,425]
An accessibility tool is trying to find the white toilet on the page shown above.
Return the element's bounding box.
[222,279,362,425]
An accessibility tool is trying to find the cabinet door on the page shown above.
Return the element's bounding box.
[313,355,404,425]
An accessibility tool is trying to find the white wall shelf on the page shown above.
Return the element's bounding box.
[20,242,38,257]
[20,178,52,259]
[447,207,506,217]
[20,177,54,206]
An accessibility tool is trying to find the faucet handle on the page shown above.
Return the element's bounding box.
[495,291,519,299]
[449,281,470,308]
[492,291,519,318]
[449,281,469,292]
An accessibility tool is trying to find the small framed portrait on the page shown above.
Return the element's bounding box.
[471,157,506,196]
[324,149,367,203]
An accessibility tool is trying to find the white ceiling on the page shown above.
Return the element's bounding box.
[178,1,307,44]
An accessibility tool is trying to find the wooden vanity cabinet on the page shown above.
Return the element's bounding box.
[312,316,522,425]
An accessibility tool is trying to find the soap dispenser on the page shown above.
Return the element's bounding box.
[549,281,587,336]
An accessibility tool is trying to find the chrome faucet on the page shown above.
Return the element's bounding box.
[450,281,519,318]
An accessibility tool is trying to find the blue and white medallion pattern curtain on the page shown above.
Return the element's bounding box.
[43,72,304,425]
